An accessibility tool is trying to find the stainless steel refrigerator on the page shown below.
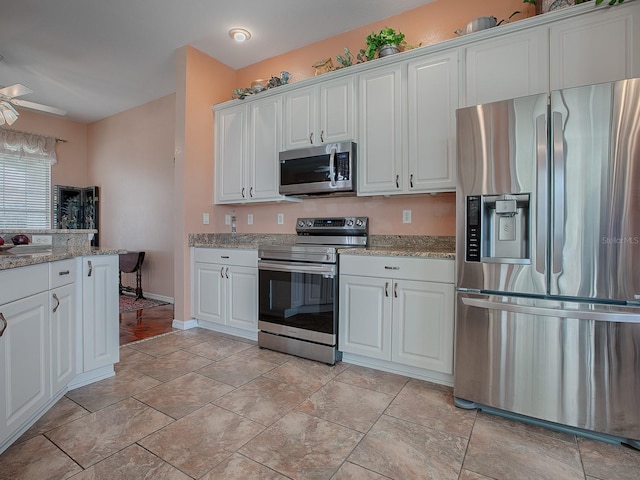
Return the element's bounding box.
[455,78,640,447]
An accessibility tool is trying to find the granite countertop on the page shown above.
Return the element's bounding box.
[189,233,455,259]
[0,247,122,271]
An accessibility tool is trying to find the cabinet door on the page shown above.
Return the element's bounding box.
[82,256,119,371]
[0,292,49,445]
[407,51,458,192]
[339,275,391,360]
[550,3,640,90]
[215,105,247,203]
[227,266,258,331]
[391,280,454,373]
[319,76,355,144]
[193,262,225,324]
[283,86,316,149]
[247,96,283,201]
[357,64,404,195]
[463,27,548,107]
[50,283,75,396]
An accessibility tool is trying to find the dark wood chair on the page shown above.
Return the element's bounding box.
[119,251,145,299]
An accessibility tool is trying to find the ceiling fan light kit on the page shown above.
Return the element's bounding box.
[0,101,18,125]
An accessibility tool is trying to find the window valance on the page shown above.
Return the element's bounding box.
[0,128,57,165]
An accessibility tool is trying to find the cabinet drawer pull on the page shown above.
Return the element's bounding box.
[0,313,6,337]
[87,260,93,277]
[394,282,398,298]
[221,256,230,259]
[385,282,389,297]
[52,293,60,313]
[384,266,400,270]
[58,270,70,276]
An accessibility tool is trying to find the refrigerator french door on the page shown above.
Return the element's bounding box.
[455,79,640,446]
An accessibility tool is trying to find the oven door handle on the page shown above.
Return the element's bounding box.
[258,260,336,277]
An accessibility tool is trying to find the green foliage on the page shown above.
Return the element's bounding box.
[336,47,367,68]
[364,27,407,60]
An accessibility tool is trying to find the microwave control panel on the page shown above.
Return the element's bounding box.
[336,152,350,180]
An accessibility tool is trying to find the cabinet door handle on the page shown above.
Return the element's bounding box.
[410,174,414,188]
[242,187,246,198]
[220,267,225,278]
[0,313,6,337]
[52,293,60,313]
[385,282,389,297]
[394,282,398,298]
[320,130,325,143]
[225,267,229,279]
[58,270,70,276]
[87,260,93,277]
[309,132,314,144]
[395,175,399,188]
[250,187,254,198]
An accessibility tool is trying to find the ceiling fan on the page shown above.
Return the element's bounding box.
[0,84,67,125]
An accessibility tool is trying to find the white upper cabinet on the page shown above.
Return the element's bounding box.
[462,27,549,107]
[549,2,640,90]
[283,76,355,149]
[215,95,284,204]
[358,49,458,196]
[407,50,458,192]
[357,63,405,195]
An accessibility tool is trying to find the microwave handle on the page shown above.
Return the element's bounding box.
[329,147,336,187]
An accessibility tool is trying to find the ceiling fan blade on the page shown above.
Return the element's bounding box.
[11,98,67,116]
[0,83,34,98]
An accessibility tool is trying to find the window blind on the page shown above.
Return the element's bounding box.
[0,153,51,228]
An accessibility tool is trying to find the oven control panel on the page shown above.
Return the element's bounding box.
[296,217,368,234]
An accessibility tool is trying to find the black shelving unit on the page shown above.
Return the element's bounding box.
[53,185,99,246]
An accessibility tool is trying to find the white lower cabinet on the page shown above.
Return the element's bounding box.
[193,248,258,336]
[50,283,75,396]
[339,255,454,382]
[80,255,119,372]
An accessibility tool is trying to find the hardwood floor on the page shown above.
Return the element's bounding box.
[119,304,175,345]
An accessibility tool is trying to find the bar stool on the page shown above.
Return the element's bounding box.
[119,251,145,299]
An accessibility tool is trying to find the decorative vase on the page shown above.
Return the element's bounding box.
[378,44,400,57]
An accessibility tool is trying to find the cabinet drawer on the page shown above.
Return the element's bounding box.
[49,259,76,288]
[193,248,258,267]
[340,254,454,283]
[0,263,49,305]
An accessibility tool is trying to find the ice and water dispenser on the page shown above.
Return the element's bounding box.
[465,194,530,263]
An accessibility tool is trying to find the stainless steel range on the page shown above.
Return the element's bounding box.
[258,217,368,364]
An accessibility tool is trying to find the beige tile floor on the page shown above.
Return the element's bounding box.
[1,327,639,480]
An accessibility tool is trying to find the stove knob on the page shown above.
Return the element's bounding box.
[306,220,313,227]
[355,218,364,227]
[298,220,305,228]
[346,219,354,227]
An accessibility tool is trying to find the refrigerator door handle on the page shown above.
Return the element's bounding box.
[461,296,640,323]
[552,111,565,274]
[535,113,548,274]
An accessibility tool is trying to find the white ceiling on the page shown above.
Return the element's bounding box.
[0,0,434,124]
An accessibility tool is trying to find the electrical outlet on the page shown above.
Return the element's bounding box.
[402,210,412,224]
[225,214,231,225]
[202,213,210,225]
[247,214,254,225]
[277,213,284,225]
[31,234,52,245]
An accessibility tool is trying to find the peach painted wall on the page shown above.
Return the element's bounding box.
[87,94,176,299]
[174,45,236,321]
[4,110,88,190]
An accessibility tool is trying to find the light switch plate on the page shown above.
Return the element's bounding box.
[402,210,412,224]
[203,213,210,225]
[277,213,284,225]
[247,214,254,225]
[225,214,231,225]
[32,234,52,245]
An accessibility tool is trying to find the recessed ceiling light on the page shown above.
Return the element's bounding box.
[229,28,251,42]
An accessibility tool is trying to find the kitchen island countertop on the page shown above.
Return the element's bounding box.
[0,247,122,271]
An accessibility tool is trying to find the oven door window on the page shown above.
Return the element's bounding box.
[259,268,336,334]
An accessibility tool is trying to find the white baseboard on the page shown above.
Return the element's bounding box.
[172,318,198,330]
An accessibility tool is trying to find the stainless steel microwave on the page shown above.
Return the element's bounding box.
[279,141,356,196]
